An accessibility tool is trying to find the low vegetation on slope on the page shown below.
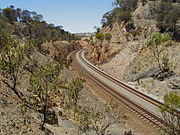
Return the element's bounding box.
[0,5,75,46]
[0,4,129,135]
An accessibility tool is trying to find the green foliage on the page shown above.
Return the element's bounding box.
[147,33,173,72]
[104,33,112,41]
[167,40,173,47]
[76,106,91,133]
[0,5,74,46]
[160,92,180,135]
[147,33,171,46]
[102,0,137,27]
[149,1,180,40]
[3,7,17,22]
[113,0,138,12]
[94,26,101,34]
[116,11,132,22]
[0,16,9,32]
[0,32,13,50]
[0,32,25,99]
[163,92,180,111]
[29,62,61,107]
[147,33,172,47]
[76,106,102,134]
[95,33,104,40]
[29,62,61,130]
[124,32,130,40]
[65,78,84,109]
[76,102,125,135]
[162,55,169,70]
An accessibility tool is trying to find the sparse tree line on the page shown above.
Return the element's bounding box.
[94,0,180,43]
[149,0,180,40]
[101,0,180,41]
[0,5,75,47]
[101,0,139,28]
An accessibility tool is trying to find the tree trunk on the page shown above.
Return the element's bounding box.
[41,83,48,130]
[12,78,23,99]
[41,104,47,130]
[2,79,23,100]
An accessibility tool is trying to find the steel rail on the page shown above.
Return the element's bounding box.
[81,50,180,116]
[73,51,169,131]
[72,50,179,132]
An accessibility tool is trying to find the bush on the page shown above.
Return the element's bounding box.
[147,33,172,72]
[160,92,180,135]
[124,32,130,41]
[116,11,132,22]
[105,33,112,41]
[95,33,104,40]
[147,33,172,47]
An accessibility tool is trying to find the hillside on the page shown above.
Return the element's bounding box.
[86,0,180,101]
[0,5,135,135]
[0,6,79,135]
[1,1,180,135]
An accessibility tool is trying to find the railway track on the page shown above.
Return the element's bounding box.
[73,50,180,132]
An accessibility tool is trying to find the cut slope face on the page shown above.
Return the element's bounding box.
[86,0,180,101]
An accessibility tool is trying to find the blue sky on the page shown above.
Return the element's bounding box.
[0,0,113,33]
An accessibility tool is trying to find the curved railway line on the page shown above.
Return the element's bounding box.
[72,50,180,132]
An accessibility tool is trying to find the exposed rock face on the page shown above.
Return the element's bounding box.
[41,41,81,63]
[99,40,144,79]
[86,0,180,100]
[86,40,122,65]
[86,1,160,65]
[124,44,180,82]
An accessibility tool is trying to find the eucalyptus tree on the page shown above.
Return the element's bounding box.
[29,62,62,130]
[0,32,26,99]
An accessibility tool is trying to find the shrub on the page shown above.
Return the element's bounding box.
[160,92,180,135]
[105,33,112,41]
[116,11,132,22]
[147,33,173,72]
[147,33,172,47]
[95,33,104,40]
[0,32,25,99]
[29,62,61,130]
[124,32,130,41]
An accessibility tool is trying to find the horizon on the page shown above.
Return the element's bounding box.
[0,0,113,33]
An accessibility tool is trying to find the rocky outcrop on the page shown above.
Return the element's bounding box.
[41,40,81,63]
[86,1,160,65]
[86,0,180,100]
[86,39,122,65]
